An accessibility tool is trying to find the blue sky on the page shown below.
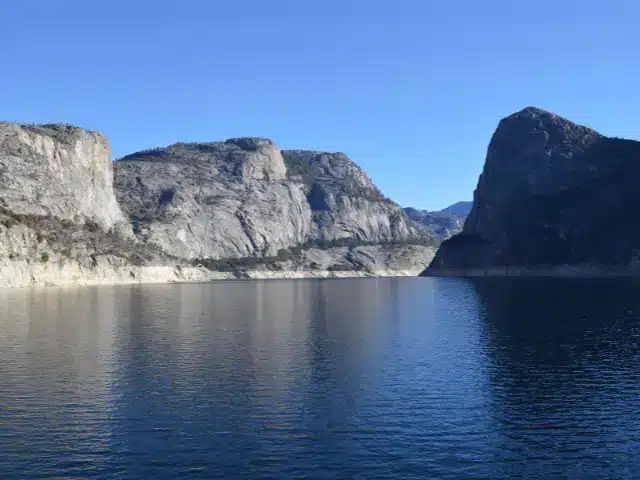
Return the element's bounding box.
[2,1,639,210]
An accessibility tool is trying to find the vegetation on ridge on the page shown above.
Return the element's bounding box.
[192,234,436,272]
[0,205,166,267]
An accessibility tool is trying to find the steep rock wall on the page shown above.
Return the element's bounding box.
[424,107,640,275]
[0,123,127,230]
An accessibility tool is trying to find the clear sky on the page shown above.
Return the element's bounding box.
[2,1,639,210]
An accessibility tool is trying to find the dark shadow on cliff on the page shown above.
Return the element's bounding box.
[426,129,640,272]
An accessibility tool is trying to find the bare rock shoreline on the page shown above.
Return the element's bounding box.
[422,265,640,279]
[0,261,425,289]
[0,122,436,288]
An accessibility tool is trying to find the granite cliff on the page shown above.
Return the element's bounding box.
[423,106,640,276]
[0,123,127,230]
[282,150,419,243]
[113,138,310,260]
[114,140,425,260]
[113,139,433,274]
[0,123,211,287]
[0,124,434,287]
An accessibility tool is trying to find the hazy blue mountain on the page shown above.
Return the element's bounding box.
[403,201,472,241]
[439,201,472,219]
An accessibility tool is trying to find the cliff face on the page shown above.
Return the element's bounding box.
[0,123,432,287]
[464,107,602,243]
[114,141,425,261]
[283,150,420,243]
[0,123,127,230]
[424,107,640,274]
[114,139,312,260]
[0,123,187,286]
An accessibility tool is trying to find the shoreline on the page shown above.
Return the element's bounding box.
[422,264,640,278]
[0,262,425,289]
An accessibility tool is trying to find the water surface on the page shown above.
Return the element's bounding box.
[0,278,638,479]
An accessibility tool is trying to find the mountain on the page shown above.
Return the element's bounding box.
[439,201,472,219]
[114,140,432,260]
[0,122,192,287]
[403,207,464,241]
[423,106,640,276]
[403,201,472,241]
[0,125,436,287]
[0,123,127,230]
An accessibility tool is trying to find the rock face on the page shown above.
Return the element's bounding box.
[114,141,425,261]
[0,123,127,230]
[283,150,420,243]
[424,106,640,275]
[0,122,432,287]
[0,123,179,287]
[114,138,311,260]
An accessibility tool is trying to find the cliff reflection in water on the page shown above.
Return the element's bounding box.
[0,278,638,479]
[469,277,640,478]
[0,287,119,477]
[105,280,411,475]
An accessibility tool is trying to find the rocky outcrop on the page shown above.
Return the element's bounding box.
[423,106,640,276]
[283,150,419,243]
[0,123,127,231]
[197,243,435,277]
[0,122,185,287]
[0,259,221,288]
[114,138,311,260]
[114,141,427,261]
[0,123,432,287]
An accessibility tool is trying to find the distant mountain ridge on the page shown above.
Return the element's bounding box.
[439,201,472,219]
[403,201,472,241]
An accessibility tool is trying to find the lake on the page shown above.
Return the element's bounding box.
[0,277,638,479]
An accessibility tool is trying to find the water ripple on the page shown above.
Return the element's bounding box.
[0,278,638,478]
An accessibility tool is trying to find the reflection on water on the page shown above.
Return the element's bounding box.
[472,278,640,479]
[0,278,638,479]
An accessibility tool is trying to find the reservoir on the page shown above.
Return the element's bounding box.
[0,278,638,479]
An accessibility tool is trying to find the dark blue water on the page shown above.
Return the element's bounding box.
[0,277,638,479]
